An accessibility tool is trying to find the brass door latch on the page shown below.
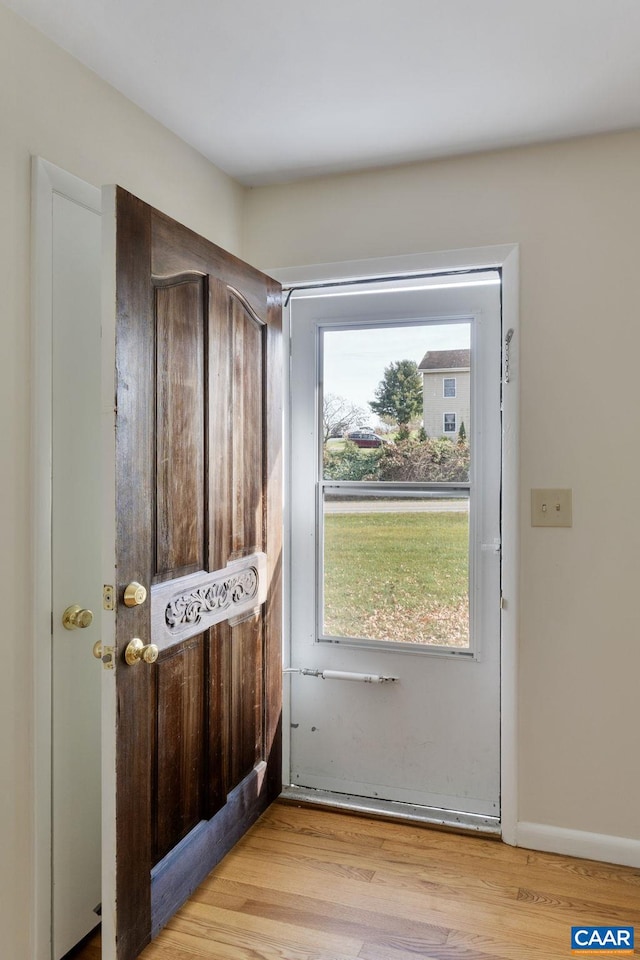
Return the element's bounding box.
[92,641,115,670]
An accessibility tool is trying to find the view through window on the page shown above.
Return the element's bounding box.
[320,321,472,648]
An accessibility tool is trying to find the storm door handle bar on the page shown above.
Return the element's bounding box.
[284,668,398,683]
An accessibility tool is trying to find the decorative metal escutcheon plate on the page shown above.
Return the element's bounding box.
[151,552,267,651]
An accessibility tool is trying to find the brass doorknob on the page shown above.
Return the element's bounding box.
[124,581,147,607]
[62,604,94,630]
[125,637,159,666]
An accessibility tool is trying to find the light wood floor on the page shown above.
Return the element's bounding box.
[70,801,640,960]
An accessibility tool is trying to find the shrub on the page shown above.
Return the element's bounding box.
[323,442,382,481]
[377,437,470,483]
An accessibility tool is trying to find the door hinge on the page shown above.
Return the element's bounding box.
[504,328,514,383]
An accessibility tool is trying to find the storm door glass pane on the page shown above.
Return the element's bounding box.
[322,493,470,647]
[322,322,471,482]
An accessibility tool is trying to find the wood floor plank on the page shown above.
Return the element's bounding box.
[69,802,640,960]
[174,899,365,955]
[197,833,637,957]
[260,807,640,910]
[253,817,393,860]
[209,839,528,920]
[240,831,523,902]
[379,837,640,909]
[359,941,504,960]
[262,805,388,850]
[143,918,361,960]
[201,844,590,949]
[525,849,640,886]
[267,804,518,861]
[515,885,640,924]
[193,876,451,945]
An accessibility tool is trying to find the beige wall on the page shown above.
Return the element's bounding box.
[0,6,244,956]
[244,133,640,845]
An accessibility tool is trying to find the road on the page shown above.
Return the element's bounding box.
[323,499,469,514]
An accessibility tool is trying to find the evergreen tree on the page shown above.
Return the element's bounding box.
[369,359,423,426]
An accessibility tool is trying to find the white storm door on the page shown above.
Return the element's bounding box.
[288,273,502,825]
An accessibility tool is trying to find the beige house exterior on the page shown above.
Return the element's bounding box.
[418,349,470,439]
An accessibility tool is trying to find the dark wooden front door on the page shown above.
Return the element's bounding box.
[113,188,282,960]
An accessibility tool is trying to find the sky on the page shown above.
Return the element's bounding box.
[323,321,470,428]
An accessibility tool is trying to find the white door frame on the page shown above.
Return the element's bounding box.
[31,157,104,959]
[270,244,519,845]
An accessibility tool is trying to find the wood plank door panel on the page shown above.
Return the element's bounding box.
[113,188,282,960]
[154,274,207,580]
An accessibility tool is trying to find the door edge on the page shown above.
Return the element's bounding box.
[150,762,275,936]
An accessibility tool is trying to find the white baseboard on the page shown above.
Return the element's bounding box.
[516,821,640,868]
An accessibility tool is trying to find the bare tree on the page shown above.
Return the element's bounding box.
[322,393,367,443]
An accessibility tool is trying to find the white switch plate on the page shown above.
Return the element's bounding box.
[531,488,572,527]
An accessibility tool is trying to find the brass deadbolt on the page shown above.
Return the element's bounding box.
[62,604,94,630]
[125,638,159,666]
[124,582,147,607]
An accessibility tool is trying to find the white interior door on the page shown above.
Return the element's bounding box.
[288,273,502,827]
[50,176,103,956]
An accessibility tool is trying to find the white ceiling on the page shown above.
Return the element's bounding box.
[6,0,640,185]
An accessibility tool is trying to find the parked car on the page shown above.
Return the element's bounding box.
[346,430,385,448]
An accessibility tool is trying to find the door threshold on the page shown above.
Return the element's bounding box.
[279,785,501,836]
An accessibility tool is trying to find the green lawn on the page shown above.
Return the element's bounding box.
[323,510,469,646]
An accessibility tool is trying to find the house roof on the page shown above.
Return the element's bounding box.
[418,349,470,371]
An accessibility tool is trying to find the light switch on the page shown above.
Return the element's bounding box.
[531,488,572,527]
